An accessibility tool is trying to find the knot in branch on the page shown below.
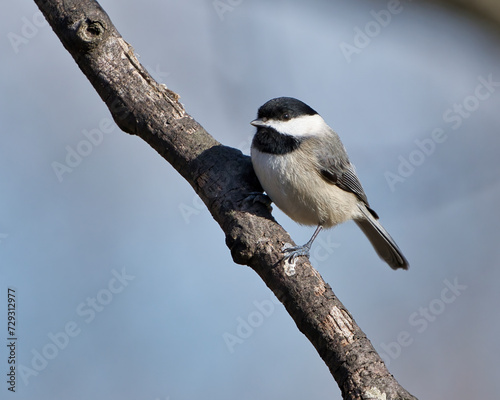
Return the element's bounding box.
[76,18,107,48]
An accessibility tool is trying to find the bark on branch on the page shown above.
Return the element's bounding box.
[34,1,418,399]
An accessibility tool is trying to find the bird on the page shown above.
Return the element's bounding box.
[250,97,409,270]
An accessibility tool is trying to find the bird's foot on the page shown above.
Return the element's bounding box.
[241,192,272,211]
[282,225,323,264]
[282,243,311,264]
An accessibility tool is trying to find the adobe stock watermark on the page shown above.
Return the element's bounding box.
[385,73,500,192]
[18,268,135,386]
[145,64,171,81]
[51,63,168,183]
[223,293,280,354]
[213,0,244,21]
[7,11,48,54]
[51,117,116,182]
[339,0,412,63]
[379,276,467,366]
[223,234,339,352]
[309,234,340,264]
[283,233,341,276]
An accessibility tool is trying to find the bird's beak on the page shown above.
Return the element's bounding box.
[250,118,267,127]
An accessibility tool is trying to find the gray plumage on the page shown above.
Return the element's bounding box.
[250,97,409,270]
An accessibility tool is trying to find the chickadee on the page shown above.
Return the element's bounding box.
[250,97,409,270]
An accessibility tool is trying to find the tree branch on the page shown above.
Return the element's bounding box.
[34,1,417,399]
[430,0,500,27]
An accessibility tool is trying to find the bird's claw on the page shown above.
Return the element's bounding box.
[282,243,311,263]
[241,192,272,211]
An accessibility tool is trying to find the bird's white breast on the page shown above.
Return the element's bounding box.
[251,145,362,228]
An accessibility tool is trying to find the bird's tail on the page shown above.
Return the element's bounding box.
[355,204,409,270]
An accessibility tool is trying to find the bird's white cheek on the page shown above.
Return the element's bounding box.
[266,114,327,137]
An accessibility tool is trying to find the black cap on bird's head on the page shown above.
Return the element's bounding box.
[250,97,324,154]
[252,97,318,126]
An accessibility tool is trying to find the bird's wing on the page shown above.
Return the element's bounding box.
[314,142,379,219]
[318,162,367,204]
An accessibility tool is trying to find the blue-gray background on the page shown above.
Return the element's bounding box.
[1,1,499,399]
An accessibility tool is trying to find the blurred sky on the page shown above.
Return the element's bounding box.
[1,0,499,399]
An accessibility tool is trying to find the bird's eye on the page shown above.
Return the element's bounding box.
[283,113,290,120]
